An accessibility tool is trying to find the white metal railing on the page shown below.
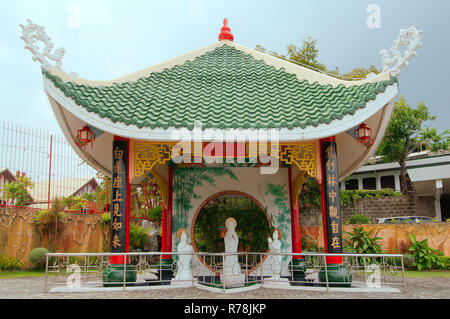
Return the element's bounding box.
[44,251,406,294]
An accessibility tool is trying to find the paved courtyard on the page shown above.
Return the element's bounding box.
[0,276,448,299]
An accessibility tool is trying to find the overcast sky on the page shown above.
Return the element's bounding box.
[1,0,449,135]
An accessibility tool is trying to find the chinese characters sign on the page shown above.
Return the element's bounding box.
[321,141,343,254]
[111,140,128,253]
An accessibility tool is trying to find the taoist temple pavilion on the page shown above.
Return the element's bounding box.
[20,18,422,286]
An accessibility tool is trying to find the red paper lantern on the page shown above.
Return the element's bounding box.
[354,122,373,147]
[76,124,95,148]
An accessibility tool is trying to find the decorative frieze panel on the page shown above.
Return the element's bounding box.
[134,142,318,179]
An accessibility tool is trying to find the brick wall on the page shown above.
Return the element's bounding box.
[300,195,435,225]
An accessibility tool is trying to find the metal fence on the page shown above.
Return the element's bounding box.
[45,251,406,294]
[0,121,99,212]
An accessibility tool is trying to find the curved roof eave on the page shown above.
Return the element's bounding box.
[44,76,398,142]
[48,41,391,89]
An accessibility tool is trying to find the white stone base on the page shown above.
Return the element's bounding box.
[220,273,246,288]
[170,278,197,288]
[263,277,291,288]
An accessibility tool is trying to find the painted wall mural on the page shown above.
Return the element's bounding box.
[172,166,237,242]
[172,166,292,276]
[262,183,292,265]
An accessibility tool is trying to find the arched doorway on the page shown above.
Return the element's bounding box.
[190,191,272,274]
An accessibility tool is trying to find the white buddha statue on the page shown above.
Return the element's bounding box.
[223,218,240,275]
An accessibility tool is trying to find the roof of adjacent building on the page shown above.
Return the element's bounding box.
[28,177,98,204]
[43,44,398,131]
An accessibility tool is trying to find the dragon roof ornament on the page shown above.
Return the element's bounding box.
[380,25,423,77]
[20,19,78,78]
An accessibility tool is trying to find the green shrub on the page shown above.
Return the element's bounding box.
[345,214,371,225]
[408,234,445,271]
[33,198,66,233]
[344,227,384,264]
[29,248,50,270]
[148,206,162,222]
[100,212,111,228]
[340,189,402,206]
[129,223,149,251]
[0,254,23,271]
[442,256,450,270]
[403,254,416,269]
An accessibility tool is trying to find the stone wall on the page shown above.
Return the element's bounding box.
[301,222,450,256]
[300,195,435,225]
[0,208,108,268]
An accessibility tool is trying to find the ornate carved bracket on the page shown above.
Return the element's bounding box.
[279,143,317,178]
[135,143,173,178]
[19,19,78,77]
[380,26,423,77]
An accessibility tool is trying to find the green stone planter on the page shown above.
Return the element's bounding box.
[157,258,174,283]
[102,264,137,287]
[318,264,352,287]
[290,258,307,278]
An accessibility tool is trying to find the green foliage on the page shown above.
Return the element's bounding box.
[340,189,402,206]
[403,254,416,269]
[419,128,449,153]
[378,97,437,193]
[301,234,322,252]
[255,37,379,80]
[1,176,33,207]
[299,179,321,208]
[408,234,445,271]
[194,196,271,254]
[148,206,162,222]
[62,195,85,211]
[100,212,111,229]
[345,214,371,225]
[129,223,149,251]
[0,254,23,271]
[442,256,450,270]
[344,227,384,264]
[29,248,49,270]
[33,198,66,233]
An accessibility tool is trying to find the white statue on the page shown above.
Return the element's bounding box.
[174,228,194,281]
[220,217,245,287]
[268,229,283,280]
[223,218,240,275]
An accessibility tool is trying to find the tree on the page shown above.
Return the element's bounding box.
[256,37,379,79]
[1,176,33,207]
[377,97,437,194]
[419,128,450,153]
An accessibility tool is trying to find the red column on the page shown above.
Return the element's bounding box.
[288,166,302,259]
[319,136,343,265]
[161,166,173,259]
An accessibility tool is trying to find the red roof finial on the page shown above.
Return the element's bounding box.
[218,18,234,42]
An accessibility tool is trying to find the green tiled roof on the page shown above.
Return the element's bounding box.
[44,45,398,130]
